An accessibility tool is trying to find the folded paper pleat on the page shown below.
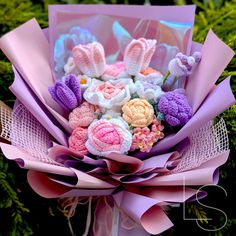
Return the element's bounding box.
[186,30,235,113]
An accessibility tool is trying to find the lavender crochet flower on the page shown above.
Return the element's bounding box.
[157,89,192,127]
[168,52,201,77]
[49,74,82,111]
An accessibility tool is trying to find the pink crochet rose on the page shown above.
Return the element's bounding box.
[68,127,88,155]
[124,38,157,76]
[86,119,132,156]
[83,78,136,110]
[72,42,106,77]
[102,62,129,81]
[95,82,125,99]
[69,101,100,129]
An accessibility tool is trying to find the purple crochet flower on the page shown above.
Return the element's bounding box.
[157,89,192,126]
[168,52,201,77]
[49,74,82,111]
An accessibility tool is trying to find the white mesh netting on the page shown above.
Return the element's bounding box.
[172,118,229,173]
[0,103,12,142]
[11,103,60,165]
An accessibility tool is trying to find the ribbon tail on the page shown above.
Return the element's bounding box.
[92,197,113,236]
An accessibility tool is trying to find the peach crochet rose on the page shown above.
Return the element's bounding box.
[122,99,154,128]
[69,101,100,129]
[86,118,132,156]
[68,127,88,155]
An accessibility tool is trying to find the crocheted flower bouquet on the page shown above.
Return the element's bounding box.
[0,5,235,236]
[51,38,199,156]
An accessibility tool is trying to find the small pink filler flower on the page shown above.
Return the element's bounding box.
[131,118,164,153]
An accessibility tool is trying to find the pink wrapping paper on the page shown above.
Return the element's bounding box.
[0,4,235,236]
[0,19,71,133]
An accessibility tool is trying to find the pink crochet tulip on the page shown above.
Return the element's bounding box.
[68,127,88,155]
[69,101,100,129]
[72,42,106,77]
[124,38,157,76]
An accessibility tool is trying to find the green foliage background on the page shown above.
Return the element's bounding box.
[0,0,235,235]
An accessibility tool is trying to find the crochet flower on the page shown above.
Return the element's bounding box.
[48,74,82,111]
[83,78,136,110]
[86,118,132,156]
[68,127,88,155]
[124,38,157,75]
[157,89,192,126]
[136,67,163,85]
[134,67,164,100]
[72,42,106,77]
[64,57,80,75]
[122,99,154,128]
[54,26,96,77]
[131,127,153,152]
[131,118,164,152]
[168,52,201,77]
[69,101,100,129]
[135,80,164,100]
[151,118,165,140]
[102,62,129,81]
[77,75,91,92]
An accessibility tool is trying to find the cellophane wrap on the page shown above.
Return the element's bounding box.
[0,4,235,236]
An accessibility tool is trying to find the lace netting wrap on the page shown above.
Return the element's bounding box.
[10,102,60,166]
[172,119,228,173]
[0,101,12,142]
[0,102,229,172]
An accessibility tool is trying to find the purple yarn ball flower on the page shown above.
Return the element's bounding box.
[157,89,192,127]
[49,74,82,111]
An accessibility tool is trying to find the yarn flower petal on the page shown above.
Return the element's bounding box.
[122,98,154,128]
[86,118,132,156]
[72,42,106,77]
[49,74,82,111]
[157,89,192,126]
[124,38,157,76]
[83,78,136,110]
[69,127,89,155]
[69,101,100,129]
